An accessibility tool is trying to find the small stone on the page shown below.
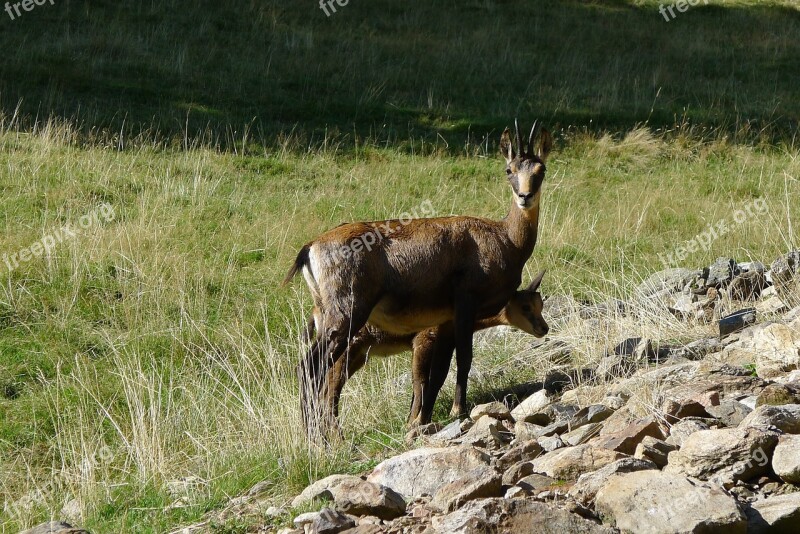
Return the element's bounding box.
[593,417,665,455]
[706,399,752,427]
[633,436,676,468]
[510,390,552,422]
[430,466,502,512]
[470,401,512,421]
[537,434,565,452]
[311,508,356,534]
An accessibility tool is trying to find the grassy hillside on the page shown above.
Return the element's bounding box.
[0,1,799,532]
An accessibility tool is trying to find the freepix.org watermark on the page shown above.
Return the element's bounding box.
[5,0,56,21]
[659,0,709,22]
[2,203,116,273]
[319,0,350,17]
[658,198,767,269]
[5,445,113,519]
[333,200,435,262]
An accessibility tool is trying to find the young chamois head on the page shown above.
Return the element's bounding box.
[503,270,549,337]
[500,121,553,210]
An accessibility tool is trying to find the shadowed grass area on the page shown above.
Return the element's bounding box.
[0,0,799,147]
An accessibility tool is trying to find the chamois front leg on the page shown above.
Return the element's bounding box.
[451,295,477,418]
[415,325,456,426]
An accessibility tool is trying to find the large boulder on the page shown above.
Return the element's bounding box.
[664,427,778,486]
[531,444,626,481]
[772,434,800,484]
[721,319,800,379]
[510,390,553,422]
[568,457,657,506]
[367,446,490,500]
[740,403,800,433]
[291,474,406,520]
[430,497,615,534]
[746,492,800,533]
[429,466,502,512]
[595,471,746,534]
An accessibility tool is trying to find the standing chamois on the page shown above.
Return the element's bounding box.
[284,122,552,434]
[318,272,548,429]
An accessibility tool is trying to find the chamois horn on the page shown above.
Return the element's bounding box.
[528,120,539,156]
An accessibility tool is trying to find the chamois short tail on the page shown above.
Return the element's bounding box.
[282,244,311,287]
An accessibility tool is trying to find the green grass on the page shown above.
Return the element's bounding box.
[0,1,799,532]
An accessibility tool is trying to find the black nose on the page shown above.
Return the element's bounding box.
[519,192,534,201]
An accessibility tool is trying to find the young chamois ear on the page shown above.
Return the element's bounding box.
[525,269,546,293]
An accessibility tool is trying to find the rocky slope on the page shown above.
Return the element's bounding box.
[28,251,800,534]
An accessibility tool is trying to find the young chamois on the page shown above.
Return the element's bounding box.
[319,273,548,429]
[284,122,552,433]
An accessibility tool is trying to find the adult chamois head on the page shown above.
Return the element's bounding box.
[284,121,552,437]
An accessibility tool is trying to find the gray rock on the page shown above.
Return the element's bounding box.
[510,390,552,422]
[563,423,603,447]
[469,401,511,421]
[706,399,752,427]
[596,471,746,534]
[633,436,676,468]
[537,434,565,452]
[664,427,779,487]
[367,446,491,500]
[665,417,709,447]
[706,257,739,289]
[457,416,510,449]
[746,492,800,533]
[569,457,657,506]
[495,439,543,471]
[531,444,626,481]
[740,403,800,433]
[20,523,89,534]
[431,419,462,441]
[311,508,356,534]
[772,434,800,484]
[430,466,502,512]
[637,268,700,298]
[291,474,405,520]
[431,497,615,534]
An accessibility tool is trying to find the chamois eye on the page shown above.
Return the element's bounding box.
[506,168,512,175]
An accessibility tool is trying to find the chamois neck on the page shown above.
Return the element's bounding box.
[475,312,506,331]
[503,197,540,258]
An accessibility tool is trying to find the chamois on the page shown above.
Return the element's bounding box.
[284,122,552,433]
[319,273,548,429]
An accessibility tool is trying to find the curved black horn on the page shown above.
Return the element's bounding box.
[528,120,539,156]
[526,270,546,292]
[514,119,522,158]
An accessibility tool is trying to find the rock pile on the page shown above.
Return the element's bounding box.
[27,252,800,534]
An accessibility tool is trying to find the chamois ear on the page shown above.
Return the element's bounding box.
[526,270,546,292]
[536,129,553,163]
[500,127,515,163]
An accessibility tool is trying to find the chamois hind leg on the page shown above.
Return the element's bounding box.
[451,295,477,418]
[408,330,434,426]
[299,306,371,437]
[324,341,368,431]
